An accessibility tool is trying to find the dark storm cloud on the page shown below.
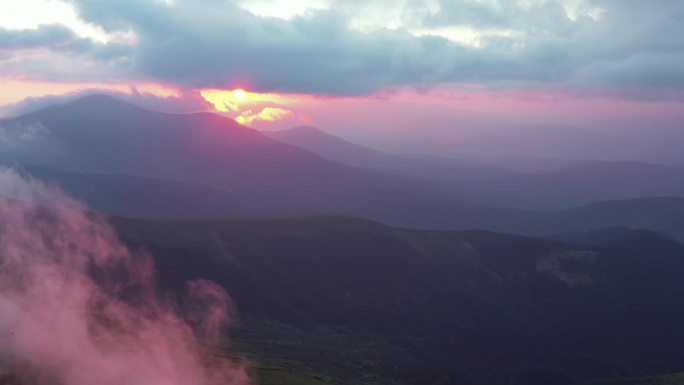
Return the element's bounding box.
[0,24,77,49]
[8,0,684,98]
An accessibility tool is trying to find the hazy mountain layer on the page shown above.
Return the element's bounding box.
[264,125,512,181]
[3,96,684,240]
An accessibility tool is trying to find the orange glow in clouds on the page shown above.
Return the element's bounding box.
[200,88,305,126]
[200,88,298,112]
[236,107,293,125]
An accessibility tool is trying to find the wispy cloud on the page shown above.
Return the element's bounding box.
[0,166,250,384]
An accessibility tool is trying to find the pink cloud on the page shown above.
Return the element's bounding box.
[0,167,250,385]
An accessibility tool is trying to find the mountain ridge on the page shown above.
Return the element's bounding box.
[110,214,684,383]
[2,96,684,241]
[264,125,513,181]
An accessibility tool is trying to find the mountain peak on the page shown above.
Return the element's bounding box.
[74,94,120,103]
[66,94,147,113]
[6,94,151,124]
[277,125,327,136]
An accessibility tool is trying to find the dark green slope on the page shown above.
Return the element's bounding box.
[110,215,684,384]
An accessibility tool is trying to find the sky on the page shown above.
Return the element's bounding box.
[1,0,683,134]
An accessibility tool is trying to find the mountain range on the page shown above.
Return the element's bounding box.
[359,115,684,165]
[266,126,684,210]
[264,125,513,181]
[2,95,684,384]
[2,95,684,241]
[110,215,684,385]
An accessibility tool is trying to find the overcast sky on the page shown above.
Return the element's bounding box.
[1,0,683,131]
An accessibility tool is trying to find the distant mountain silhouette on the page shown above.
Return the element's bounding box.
[550,160,684,197]
[265,128,684,210]
[547,227,676,247]
[19,165,258,218]
[0,95,503,223]
[3,96,684,240]
[468,197,684,241]
[546,197,684,240]
[462,173,618,210]
[264,125,512,180]
[456,160,684,210]
[378,116,684,165]
[2,95,343,185]
[473,158,684,205]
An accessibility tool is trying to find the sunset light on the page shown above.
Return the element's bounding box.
[3,1,684,384]
[199,88,297,113]
[198,88,308,126]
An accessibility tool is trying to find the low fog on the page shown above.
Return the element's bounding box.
[0,167,250,385]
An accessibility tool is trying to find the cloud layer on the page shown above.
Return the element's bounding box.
[1,0,683,100]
